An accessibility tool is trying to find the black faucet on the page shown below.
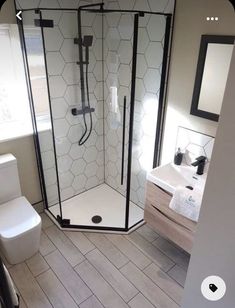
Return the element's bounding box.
[191,156,207,175]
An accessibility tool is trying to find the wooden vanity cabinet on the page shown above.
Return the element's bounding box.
[144,181,197,254]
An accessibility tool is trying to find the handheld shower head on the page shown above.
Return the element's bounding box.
[82,35,93,47]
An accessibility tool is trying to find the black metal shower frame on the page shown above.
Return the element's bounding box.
[16,5,173,232]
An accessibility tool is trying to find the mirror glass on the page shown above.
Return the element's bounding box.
[198,43,233,114]
[191,35,235,122]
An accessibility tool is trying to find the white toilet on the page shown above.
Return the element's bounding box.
[0,154,41,264]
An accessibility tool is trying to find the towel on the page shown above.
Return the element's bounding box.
[169,186,203,222]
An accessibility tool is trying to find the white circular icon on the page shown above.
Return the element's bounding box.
[201,276,226,301]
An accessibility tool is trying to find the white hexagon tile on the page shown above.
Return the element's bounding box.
[176,127,215,166]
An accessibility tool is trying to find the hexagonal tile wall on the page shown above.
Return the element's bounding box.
[145,42,163,69]
[118,15,133,40]
[62,63,80,85]
[176,127,215,166]
[46,52,65,75]
[59,12,78,39]
[118,41,132,65]
[49,76,67,98]
[61,39,79,63]
[44,27,63,51]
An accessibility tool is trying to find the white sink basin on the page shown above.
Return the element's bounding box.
[147,163,207,194]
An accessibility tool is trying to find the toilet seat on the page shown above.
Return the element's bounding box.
[0,197,41,240]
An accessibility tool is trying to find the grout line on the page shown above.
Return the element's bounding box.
[167,265,186,288]
[83,246,98,257]
[121,260,181,307]
[24,262,55,308]
[82,233,130,270]
[42,251,93,306]
[152,238,190,272]
[76,258,137,304]
[103,233,152,271]
[125,231,179,272]
[142,262,183,305]
[62,229,96,256]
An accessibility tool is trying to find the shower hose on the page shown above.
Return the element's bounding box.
[78,62,93,145]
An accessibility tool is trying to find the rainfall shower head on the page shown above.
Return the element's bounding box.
[83,35,93,47]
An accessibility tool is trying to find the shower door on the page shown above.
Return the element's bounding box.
[20,10,63,221]
[102,11,138,229]
[128,13,171,229]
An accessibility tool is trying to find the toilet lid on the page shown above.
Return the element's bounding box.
[0,197,41,239]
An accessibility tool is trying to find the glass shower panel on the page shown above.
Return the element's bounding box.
[22,10,61,214]
[129,14,166,222]
[104,12,134,228]
[41,9,80,206]
[104,12,133,194]
[42,9,105,211]
[78,10,104,191]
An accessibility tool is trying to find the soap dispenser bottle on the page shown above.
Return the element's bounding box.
[174,148,183,165]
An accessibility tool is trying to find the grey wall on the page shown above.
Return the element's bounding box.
[161,0,235,165]
[182,44,235,307]
[0,0,16,24]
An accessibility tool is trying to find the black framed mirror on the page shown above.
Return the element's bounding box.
[190,35,234,122]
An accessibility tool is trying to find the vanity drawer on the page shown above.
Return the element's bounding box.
[146,181,197,233]
[146,181,172,207]
[144,201,194,253]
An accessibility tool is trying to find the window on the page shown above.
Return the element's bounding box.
[24,27,50,121]
[0,24,32,141]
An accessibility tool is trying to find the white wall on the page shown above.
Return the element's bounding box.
[0,0,42,206]
[182,43,235,308]
[161,0,235,165]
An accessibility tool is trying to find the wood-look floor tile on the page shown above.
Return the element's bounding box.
[37,269,77,308]
[86,249,138,302]
[9,263,52,308]
[152,237,190,271]
[65,231,95,255]
[126,232,174,272]
[75,260,129,308]
[26,253,49,277]
[144,263,183,305]
[19,296,27,308]
[128,293,155,308]
[40,213,54,230]
[85,232,129,269]
[39,231,56,257]
[79,295,104,308]
[168,265,188,287]
[105,234,151,270]
[45,225,84,266]
[45,250,92,305]
[121,262,179,308]
[0,252,12,269]
[136,224,159,243]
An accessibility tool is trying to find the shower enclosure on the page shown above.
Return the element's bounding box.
[18,3,172,232]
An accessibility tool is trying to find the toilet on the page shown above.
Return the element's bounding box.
[0,154,41,264]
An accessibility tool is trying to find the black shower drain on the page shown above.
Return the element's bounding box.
[92,215,102,224]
